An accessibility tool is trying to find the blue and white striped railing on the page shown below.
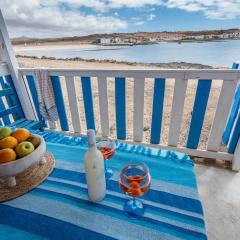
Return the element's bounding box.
[19,68,240,170]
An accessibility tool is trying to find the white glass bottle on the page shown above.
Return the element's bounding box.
[84,129,106,202]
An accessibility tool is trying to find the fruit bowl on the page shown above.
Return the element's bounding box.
[0,134,46,187]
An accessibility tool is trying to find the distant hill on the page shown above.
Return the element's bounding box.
[11,28,240,45]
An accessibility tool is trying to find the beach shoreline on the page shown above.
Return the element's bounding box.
[17,55,214,69]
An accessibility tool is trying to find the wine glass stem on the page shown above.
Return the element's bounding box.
[132,197,137,208]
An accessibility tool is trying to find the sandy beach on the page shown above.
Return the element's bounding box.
[17,54,223,151]
[14,42,97,52]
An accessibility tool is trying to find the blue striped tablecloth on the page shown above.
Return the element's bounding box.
[0,132,207,240]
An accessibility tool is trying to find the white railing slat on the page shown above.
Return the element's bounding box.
[48,121,57,130]
[207,80,237,151]
[65,76,81,133]
[0,63,10,76]
[98,76,109,137]
[168,78,188,146]
[133,77,145,142]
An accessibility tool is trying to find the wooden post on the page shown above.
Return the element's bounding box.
[0,10,36,120]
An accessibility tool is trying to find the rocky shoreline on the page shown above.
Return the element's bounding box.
[16,54,214,69]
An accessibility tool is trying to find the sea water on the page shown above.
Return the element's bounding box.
[15,39,240,67]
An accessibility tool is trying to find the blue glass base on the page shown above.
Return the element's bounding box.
[104,163,113,179]
[124,198,144,219]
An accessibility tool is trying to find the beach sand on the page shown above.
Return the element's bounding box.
[17,56,223,151]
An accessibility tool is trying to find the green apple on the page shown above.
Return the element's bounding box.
[0,127,12,140]
[15,141,35,158]
[27,135,41,148]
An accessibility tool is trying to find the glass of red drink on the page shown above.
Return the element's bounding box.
[97,138,115,179]
[119,162,151,218]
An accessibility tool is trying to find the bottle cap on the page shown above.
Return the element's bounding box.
[87,129,96,146]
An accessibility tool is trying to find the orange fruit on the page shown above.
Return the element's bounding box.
[133,175,143,183]
[0,136,18,149]
[126,176,133,183]
[11,128,30,143]
[131,188,142,197]
[0,148,16,164]
[130,181,140,188]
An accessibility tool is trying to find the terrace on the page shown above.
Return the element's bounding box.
[0,10,240,239]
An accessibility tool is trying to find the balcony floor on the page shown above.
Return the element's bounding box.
[196,164,240,240]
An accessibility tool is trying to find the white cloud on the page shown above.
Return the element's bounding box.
[147,14,156,21]
[0,0,239,38]
[164,0,240,20]
[134,21,145,26]
[0,0,127,38]
[105,0,163,9]
[107,0,240,20]
[131,17,141,21]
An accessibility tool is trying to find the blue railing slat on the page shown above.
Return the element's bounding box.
[51,76,69,131]
[24,120,42,130]
[222,63,240,144]
[4,75,24,119]
[150,78,165,144]
[26,75,46,127]
[7,118,26,127]
[0,88,13,97]
[115,77,126,139]
[81,76,95,130]
[186,80,212,149]
[227,109,240,153]
[0,106,18,118]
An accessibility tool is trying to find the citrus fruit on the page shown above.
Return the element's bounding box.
[133,175,143,183]
[130,181,140,188]
[0,136,18,149]
[11,128,30,142]
[131,188,142,197]
[126,176,133,183]
[0,148,16,164]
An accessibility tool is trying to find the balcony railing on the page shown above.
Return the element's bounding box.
[0,9,239,171]
[17,67,240,169]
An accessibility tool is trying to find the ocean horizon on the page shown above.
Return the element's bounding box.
[15,39,240,68]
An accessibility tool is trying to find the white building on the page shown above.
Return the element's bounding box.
[96,38,111,44]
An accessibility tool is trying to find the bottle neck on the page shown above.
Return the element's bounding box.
[88,142,97,151]
[87,129,96,151]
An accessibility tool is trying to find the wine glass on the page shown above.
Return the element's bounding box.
[97,138,115,179]
[119,162,151,218]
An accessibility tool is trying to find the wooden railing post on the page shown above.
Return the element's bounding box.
[0,9,36,120]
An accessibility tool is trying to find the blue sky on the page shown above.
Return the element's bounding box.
[107,7,240,33]
[1,0,240,38]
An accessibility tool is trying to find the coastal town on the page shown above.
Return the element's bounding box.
[95,29,240,45]
[12,28,240,47]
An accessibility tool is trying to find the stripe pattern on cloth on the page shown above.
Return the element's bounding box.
[0,133,207,240]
